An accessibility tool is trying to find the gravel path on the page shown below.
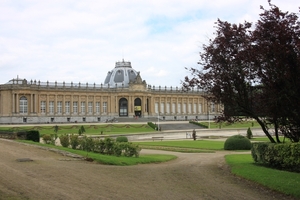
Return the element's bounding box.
[0,139,296,200]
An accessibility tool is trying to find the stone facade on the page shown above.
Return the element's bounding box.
[0,61,221,124]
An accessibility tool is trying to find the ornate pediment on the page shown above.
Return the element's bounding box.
[129,72,147,91]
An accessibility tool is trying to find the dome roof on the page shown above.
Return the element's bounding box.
[104,59,139,88]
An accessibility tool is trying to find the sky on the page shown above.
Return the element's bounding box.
[0,0,299,87]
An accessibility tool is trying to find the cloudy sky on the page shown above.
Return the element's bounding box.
[0,0,298,86]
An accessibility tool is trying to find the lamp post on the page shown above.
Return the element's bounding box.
[157,113,159,131]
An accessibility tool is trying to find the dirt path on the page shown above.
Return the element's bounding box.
[0,139,296,200]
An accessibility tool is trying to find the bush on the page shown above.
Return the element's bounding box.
[59,134,70,148]
[246,127,253,139]
[252,142,300,172]
[70,134,80,149]
[42,134,52,144]
[147,122,157,130]
[79,136,95,152]
[224,135,251,150]
[26,130,40,142]
[116,136,128,143]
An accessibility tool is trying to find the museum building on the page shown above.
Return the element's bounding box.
[0,60,221,124]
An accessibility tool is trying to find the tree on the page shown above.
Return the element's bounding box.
[184,1,300,143]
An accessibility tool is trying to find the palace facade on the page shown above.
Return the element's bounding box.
[0,60,221,124]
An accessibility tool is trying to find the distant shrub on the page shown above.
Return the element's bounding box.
[246,127,253,139]
[116,136,128,143]
[42,134,52,144]
[59,134,70,148]
[70,134,80,149]
[26,130,40,142]
[224,135,251,150]
[147,122,157,130]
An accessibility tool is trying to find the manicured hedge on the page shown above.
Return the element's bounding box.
[224,135,251,150]
[251,142,300,172]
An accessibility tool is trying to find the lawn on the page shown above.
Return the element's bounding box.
[135,140,224,151]
[0,124,155,136]
[226,154,300,198]
[197,121,260,129]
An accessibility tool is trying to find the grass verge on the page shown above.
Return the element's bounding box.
[134,140,224,151]
[225,154,300,198]
[18,140,176,166]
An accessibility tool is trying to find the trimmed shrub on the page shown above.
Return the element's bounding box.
[147,122,157,130]
[79,136,95,152]
[26,130,40,142]
[251,142,300,172]
[246,127,253,139]
[224,135,251,150]
[42,134,52,144]
[116,136,128,143]
[70,134,80,149]
[189,121,208,128]
[59,134,70,148]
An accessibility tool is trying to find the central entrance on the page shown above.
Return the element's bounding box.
[119,98,128,117]
[134,98,142,117]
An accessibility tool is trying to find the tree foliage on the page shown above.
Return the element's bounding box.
[184,1,300,143]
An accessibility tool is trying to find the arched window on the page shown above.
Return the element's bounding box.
[19,96,28,114]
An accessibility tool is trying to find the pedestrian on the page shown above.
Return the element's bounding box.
[192,129,196,140]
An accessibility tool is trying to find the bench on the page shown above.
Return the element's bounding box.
[152,137,164,141]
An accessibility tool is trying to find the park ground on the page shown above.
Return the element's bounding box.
[0,138,296,200]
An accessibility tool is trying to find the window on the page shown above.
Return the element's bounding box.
[155,103,159,114]
[172,103,175,113]
[73,101,78,114]
[81,102,85,114]
[103,102,107,113]
[49,101,54,114]
[57,101,62,114]
[177,104,181,114]
[41,101,46,114]
[211,102,215,113]
[183,103,186,113]
[194,103,197,113]
[188,103,192,114]
[19,96,28,114]
[96,102,100,114]
[160,103,164,114]
[166,103,170,114]
[199,104,202,113]
[88,102,93,114]
[65,101,70,114]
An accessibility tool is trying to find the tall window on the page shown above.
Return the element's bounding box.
[172,103,175,113]
[41,101,46,114]
[19,96,28,114]
[155,103,159,114]
[177,104,181,114]
[49,101,54,114]
[183,103,186,113]
[160,103,164,114]
[103,102,107,113]
[188,103,192,114]
[88,102,93,114]
[194,103,197,113]
[65,101,70,114]
[96,102,100,114]
[81,102,85,114]
[166,103,170,114]
[73,101,78,114]
[199,104,202,113]
[211,102,215,113]
[57,101,62,114]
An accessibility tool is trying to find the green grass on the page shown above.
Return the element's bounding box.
[226,154,300,198]
[0,124,155,136]
[198,121,260,129]
[251,136,288,142]
[135,140,224,150]
[18,140,176,166]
